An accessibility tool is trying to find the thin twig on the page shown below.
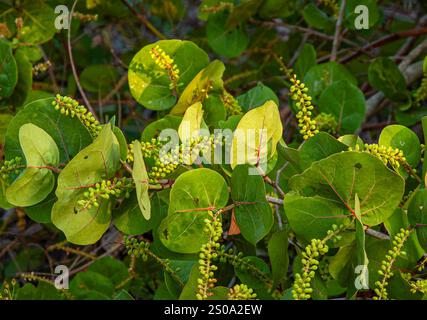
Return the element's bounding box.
[365,228,390,240]
[120,0,166,40]
[67,0,98,120]
[330,0,346,61]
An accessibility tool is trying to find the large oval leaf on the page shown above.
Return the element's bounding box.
[379,124,421,169]
[6,168,55,207]
[6,124,59,207]
[19,123,59,166]
[231,165,273,245]
[318,80,366,134]
[286,152,405,231]
[4,97,93,163]
[231,100,282,169]
[128,40,209,111]
[170,60,225,115]
[0,39,17,98]
[52,125,121,245]
[159,168,229,253]
[304,61,357,101]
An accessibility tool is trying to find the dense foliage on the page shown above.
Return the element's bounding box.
[0,0,427,300]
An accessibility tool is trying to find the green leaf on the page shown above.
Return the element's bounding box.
[6,167,55,207]
[159,168,229,253]
[70,271,115,299]
[286,152,405,237]
[284,193,352,242]
[52,125,121,245]
[170,60,225,115]
[294,44,317,79]
[226,0,263,28]
[236,82,279,112]
[234,256,271,290]
[113,192,165,235]
[18,123,59,166]
[16,0,56,44]
[318,80,366,134]
[24,191,56,223]
[113,126,128,162]
[408,189,427,252]
[132,140,151,220]
[0,39,17,98]
[179,264,200,300]
[16,282,64,300]
[203,93,227,126]
[385,208,424,267]
[347,194,369,299]
[302,3,334,31]
[268,229,289,289]
[4,97,92,164]
[368,57,407,101]
[298,132,348,171]
[9,49,32,107]
[231,100,282,169]
[6,123,59,207]
[379,124,421,168]
[206,11,248,58]
[128,40,209,110]
[141,115,182,141]
[80,64,119,94]
[88,256,130,287]
[231,165,273,245]
[259,0,297,19]
[304,61,357,101]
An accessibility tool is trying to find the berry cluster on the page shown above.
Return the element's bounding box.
[413,75,427,107]
[292,223,346,300]
[0,157,23,180]
[32,60,51,76]
[152,134,221,183]
[199,1,234,14]
[417,255,427,272]
[196,211,222,300]
[126,139,164,164]
[320,0,339,17]
[77,177,133,210]
[127,134,222,184]
[289,74,319,140]
[222,91,242,115]
[125,237,151,261]
[218,247,273,290]
[373,228,410,300]
[0,279,16,300]
[53,95,101,137]
[72,12,98,22]
[228,284,257,300]
[292,239,329,300]
[402,272,427,295]
[314,112,338,135]
[150,45,180,90]
[350,143,406,171]
[125,237,184,287]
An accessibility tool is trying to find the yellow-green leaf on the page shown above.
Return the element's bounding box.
[178,102,204,144]
[19,123,59,166]
[230,100,282,169]
[170,60,225,115]
[132,140,151,220]
[6,124,59,207]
